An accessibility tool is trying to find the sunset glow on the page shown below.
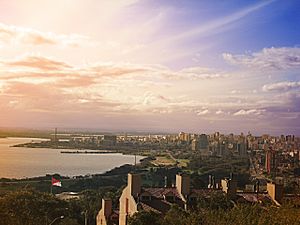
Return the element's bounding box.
[0,0,299,134]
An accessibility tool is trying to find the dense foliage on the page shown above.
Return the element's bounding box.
[129,202,300,225]
[0,188,117,225]
[0,190,72,225]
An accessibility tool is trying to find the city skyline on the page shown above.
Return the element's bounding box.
[0,0,300,135]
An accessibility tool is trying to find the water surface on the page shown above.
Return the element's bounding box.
[0,137,143,179]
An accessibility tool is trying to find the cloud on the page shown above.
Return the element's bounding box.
[0,23,94,47]
[156,0,274,45]
[233,109,266,116]
[262,81,300,92]
[141,92,168,106]
[3,54,72,71]
[1,81,121,114]
[223,47,300,70]
[178,67,229,80]
[269,92,300,113]
[0,54,233,117]
[87,63,149,77]
[1,53,298,133]
[88,64,228,81]
[196,109,209,116]
[2,54,227,80]
[216,110,225,115]
[230,90,241,94]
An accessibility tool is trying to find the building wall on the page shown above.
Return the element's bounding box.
[176,174,190,196]
[119,174,141,225]
[199,134,208,150]
[96,199,112,225]
[221,179,237,199]
[265,149,277,174]
[96,211,107,225]
[191,139,198,151]
[267,183,283,204]
[119,186,138,225]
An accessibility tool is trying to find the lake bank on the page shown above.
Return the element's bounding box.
[0,157,153,193]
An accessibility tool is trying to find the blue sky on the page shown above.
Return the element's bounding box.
[0,0,299,134]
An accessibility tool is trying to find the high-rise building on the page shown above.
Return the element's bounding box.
[217,140,227,157]
[191,139,198,151]
[237,136,247,156]
[265,147,277,174]
[236,142,246,156]
[198,134,208,150]
[178,132,191,142]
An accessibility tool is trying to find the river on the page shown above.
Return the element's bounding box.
[0,137,144,179]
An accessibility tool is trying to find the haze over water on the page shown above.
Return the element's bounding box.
[0,137,143,179]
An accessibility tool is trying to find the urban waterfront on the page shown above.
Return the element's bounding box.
[1,0,300,224]
[0,137,144,178]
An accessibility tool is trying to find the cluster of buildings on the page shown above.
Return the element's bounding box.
[54,131,300,187]
[50,131,300,224]
[69,135,117,146]
[96,173,287,225]
[189,132,247,157]
[249,134,300,187]
[60,131,250,157]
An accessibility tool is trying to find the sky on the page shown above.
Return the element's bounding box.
[0,0,299,135]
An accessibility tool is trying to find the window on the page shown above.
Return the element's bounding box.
[126,198,129,214]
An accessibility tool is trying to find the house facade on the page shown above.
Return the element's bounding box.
[97,173,283,225]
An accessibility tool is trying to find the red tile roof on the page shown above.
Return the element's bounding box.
[236,193,272,203]
[142,187,181,199]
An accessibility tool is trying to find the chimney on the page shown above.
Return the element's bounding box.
[255,179,260,193]
[267,182,283,204]
[102,198,112,218]
[128,173,141,197]
[176,173,190,196]
[208,175,212,188]
[221,178,237,199]
[164,176,168,188]
[208,175,215,189]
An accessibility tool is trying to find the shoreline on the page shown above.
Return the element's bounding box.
[11,140,149,155]
[0,163,141,193]
[60,150,116,154]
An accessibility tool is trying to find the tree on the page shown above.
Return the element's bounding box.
[59,217,81,225]
[163,204,189,225]
[0,190,77,225]
[128,210,162,225]
[197,192,233,210]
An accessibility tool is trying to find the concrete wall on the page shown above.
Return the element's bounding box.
[221,179,237,199]
[96,199,112,225]
[267,183,284,204]
[119,174,141,225]
[176,174,190,196]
